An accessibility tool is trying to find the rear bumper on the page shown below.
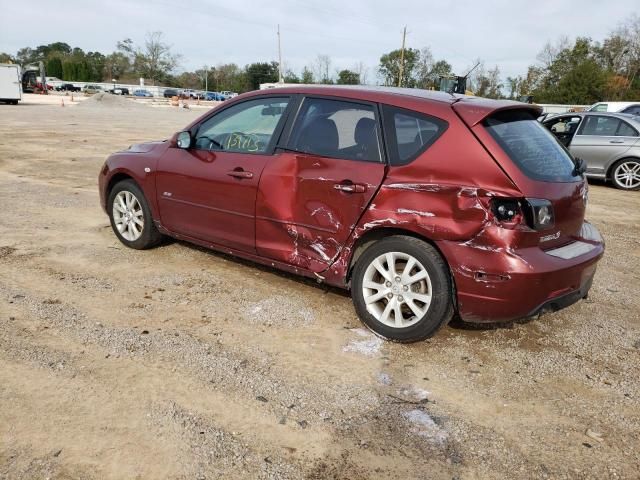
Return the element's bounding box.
[438,222,604,323]
[526,272,594,318]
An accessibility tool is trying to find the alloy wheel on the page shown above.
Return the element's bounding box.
[112,190,144,241]
[362,251,432,328]
[614,160,640,189]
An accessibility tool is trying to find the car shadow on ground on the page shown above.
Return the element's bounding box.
[169,239,543,336]
[587,177,608,188]
[170,239,352,298]
[447,315,537,332]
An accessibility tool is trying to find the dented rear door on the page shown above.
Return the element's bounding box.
[255,96,386,273]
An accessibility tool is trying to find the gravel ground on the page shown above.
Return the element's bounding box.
[0,96,639,479]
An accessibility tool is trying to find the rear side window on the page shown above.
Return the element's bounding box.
[579,116,621,136]
[289,97,381,162]
[484,110,578,182]
[382,105,447,165]
[615,120,639,137]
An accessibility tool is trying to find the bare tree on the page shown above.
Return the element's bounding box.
[612,14,640,90]
[353,61,368,85]
[536,36,570,69]
[118,32,180,85]
[139,32,181,85]
[314,55,332,84]
[506,75,524,99]
[415,46,434,88]
[301,66,314,84]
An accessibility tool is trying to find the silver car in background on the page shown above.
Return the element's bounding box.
[542,112,640,190]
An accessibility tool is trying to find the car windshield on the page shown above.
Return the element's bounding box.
[484,110,579,182]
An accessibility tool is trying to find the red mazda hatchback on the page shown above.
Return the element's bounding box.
[99,86,604,342]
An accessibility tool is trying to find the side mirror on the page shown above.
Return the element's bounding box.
[177,131,191,149]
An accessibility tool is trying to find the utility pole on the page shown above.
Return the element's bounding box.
[277,24,283,83]
[398,26,407,87]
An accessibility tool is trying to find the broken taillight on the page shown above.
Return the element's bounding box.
[490,198,524,229]
[491,198,555,231]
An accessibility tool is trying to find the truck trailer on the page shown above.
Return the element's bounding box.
[0,64,22,104]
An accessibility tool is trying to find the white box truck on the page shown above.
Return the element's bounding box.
[0,64,22,105]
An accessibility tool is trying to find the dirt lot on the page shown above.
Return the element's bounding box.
[1,94,639,480]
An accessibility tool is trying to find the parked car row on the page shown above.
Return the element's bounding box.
[53,84,237,101]
[163,88,234,101]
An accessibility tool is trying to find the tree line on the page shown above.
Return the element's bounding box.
[1,15,638,103]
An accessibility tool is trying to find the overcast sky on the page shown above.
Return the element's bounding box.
[1,0,637,82]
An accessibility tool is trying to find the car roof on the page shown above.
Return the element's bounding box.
[589,101,640,111]
[238,85,542,125]
[547,111,640,127]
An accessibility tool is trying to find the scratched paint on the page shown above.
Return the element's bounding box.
[397,208,435,217]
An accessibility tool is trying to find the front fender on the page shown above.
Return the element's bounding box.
[98,143,168,220]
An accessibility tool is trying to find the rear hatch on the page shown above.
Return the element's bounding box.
[454,100,586,249]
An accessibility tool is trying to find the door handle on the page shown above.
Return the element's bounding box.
[227,170,254,179]
[334,183,366,193]
[609,140,624,144]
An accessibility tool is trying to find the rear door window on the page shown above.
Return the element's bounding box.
[484,110,578,182]
[578,116,621,136]
[288,97,382,162]
[382,105,447,165]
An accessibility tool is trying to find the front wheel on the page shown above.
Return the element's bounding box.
[611,158,640,190]
[107,179,163,249]
[351,236,453,342]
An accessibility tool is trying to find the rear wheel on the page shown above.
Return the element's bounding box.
[107,180,163,249]
[351,236,453,342]
[611,158,640,190]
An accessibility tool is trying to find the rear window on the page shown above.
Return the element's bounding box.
[484,110,579,182]
[621,105,640,115]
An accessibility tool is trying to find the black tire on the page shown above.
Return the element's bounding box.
[610,158,640,191]
[107,179,163,249]
[351,236,453,342]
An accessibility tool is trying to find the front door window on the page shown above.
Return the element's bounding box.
[194,97,289,153]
